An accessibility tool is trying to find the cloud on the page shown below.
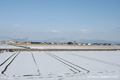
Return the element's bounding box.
[50,30,58,33]
[79,29,89,33]
[43,30,59,33]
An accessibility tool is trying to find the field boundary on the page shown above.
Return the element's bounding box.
[0,49,120,52]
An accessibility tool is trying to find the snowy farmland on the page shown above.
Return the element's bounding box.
[0,51,120,80]
[28,45,120,49]
[0,44,24,49]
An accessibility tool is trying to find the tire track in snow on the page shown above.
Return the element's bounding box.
[50,53,89,73]
[31,52,41,76]
[46,52,89,73]
[68,53,120,67]
[46,53,79,73]
[0,52,17,66]
[1,51,20,75]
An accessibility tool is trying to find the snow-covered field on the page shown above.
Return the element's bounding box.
[0,51,120,80]
[28,45,120,49]
[0,44,24,49]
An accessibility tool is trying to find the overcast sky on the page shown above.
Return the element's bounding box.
[0,0,120,41]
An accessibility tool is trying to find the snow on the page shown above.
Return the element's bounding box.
[0,44,24,49]
[0,51,120,80]
[33,51,73,76]
[0,52,15,64]
[5,51,38,76]
[51,51,120,73]
[28,45,120,49]
[0,52,16,74]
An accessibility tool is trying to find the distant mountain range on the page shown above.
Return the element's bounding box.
[33,38,120,44]
[76,39,120,44]
[1,37,120,44]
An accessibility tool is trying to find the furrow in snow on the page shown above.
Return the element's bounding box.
[46,53,79,73]
[2,52,20,75]
[48,52,89,73]
[0,52,17,66]
[33,51,73,76]
[31,52,41,75]
[69,53,120,67]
